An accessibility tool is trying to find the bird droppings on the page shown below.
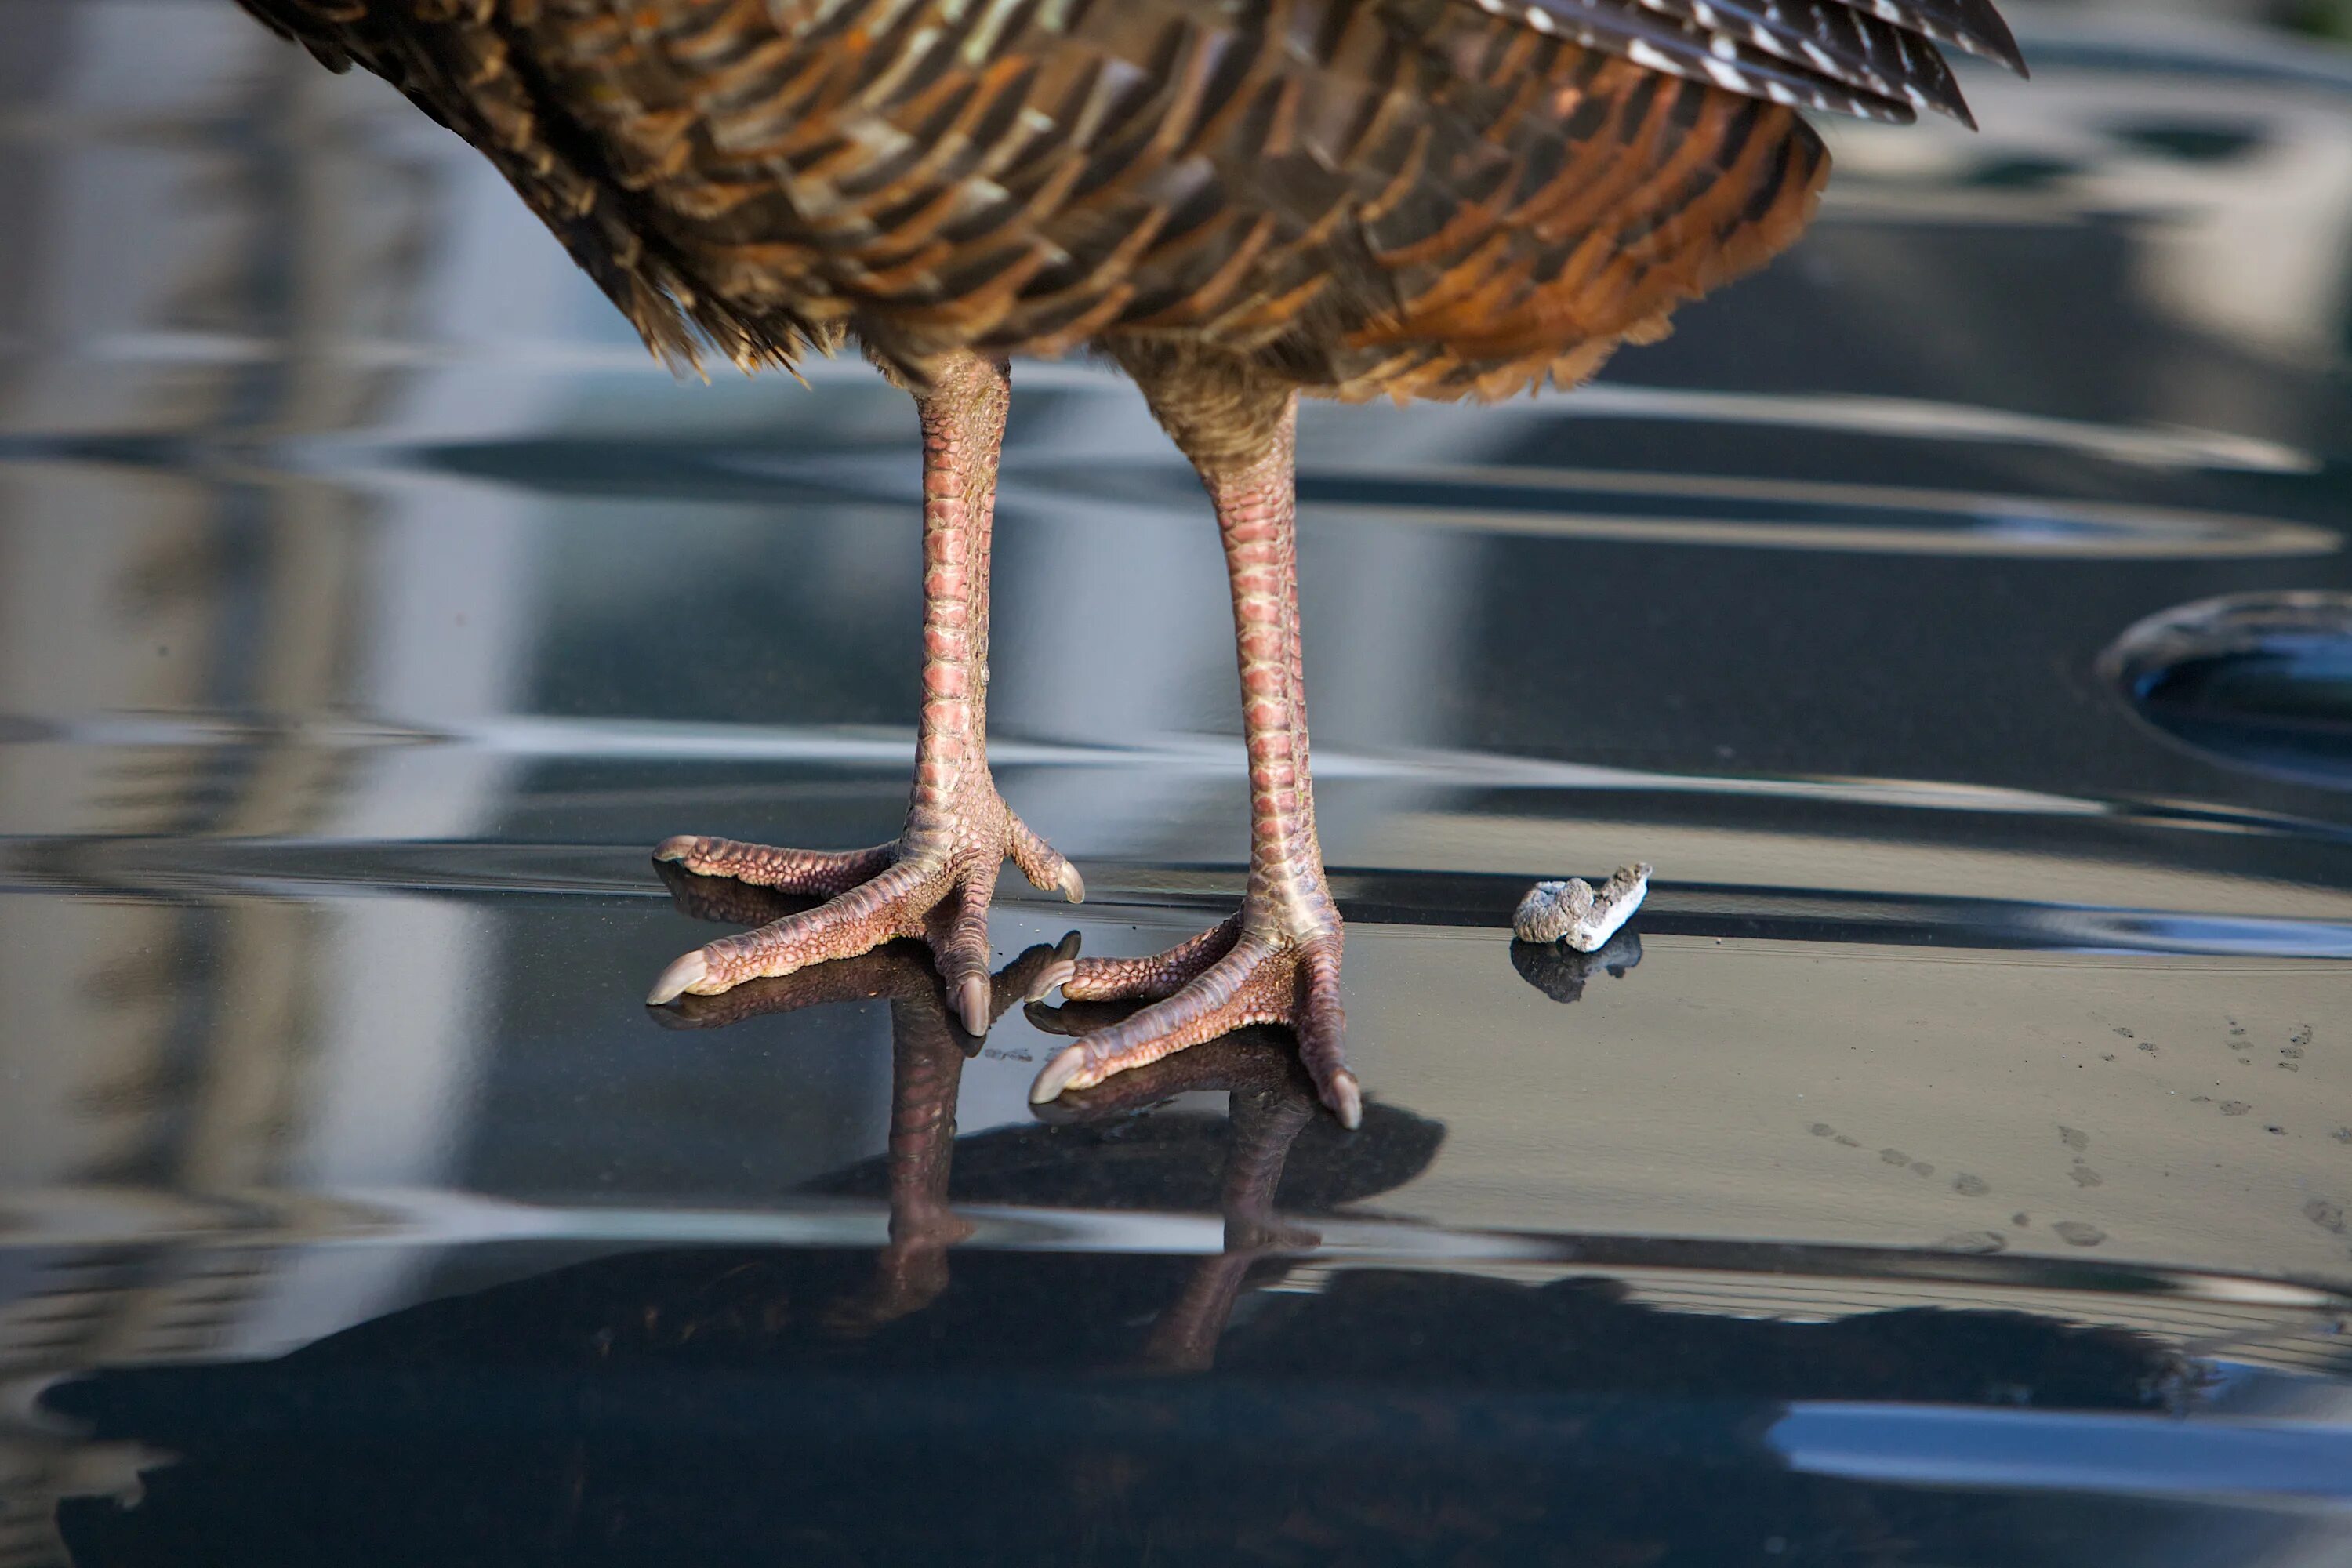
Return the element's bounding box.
[1954,1174,1991,1197]
[2059,1126,2090,1152]
[2334,1128,2352,1145]
[2292,1025,2315,1048]
[2053,1221,2107,1247]
[2220,1102,2252,1116]
[1910,1161,1934,1178]
[1513,864,1650,950]
[2308,1200,2348,1236]
[1810,1123,1835,1137]
[2113,1027,2133,1039]
[1880,1149,1912,1167]
[1936,1230,2007,1254]
[2069,1164,2103,1189]
[2012,1213,2032,1228]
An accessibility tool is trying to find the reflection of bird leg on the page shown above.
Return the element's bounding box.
[1144,1080,1318,1371]
[1029,1010,1320,1370]
[1220,1083,1319,1255]
[653,872,1079,1333]
[854,989,970,1332]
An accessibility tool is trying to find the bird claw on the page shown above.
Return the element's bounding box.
[645,797,1082,1029]
[1028,914,1358,1129]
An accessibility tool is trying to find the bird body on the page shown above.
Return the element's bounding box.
[237,0,2016,399]
[236,0,2023,1122]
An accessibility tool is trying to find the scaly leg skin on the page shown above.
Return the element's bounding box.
[646,352,1082,1034]
[1031,350,1361,1129]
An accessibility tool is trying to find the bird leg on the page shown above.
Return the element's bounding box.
[647,352,1082,1033]
[1032,350,1360,1128]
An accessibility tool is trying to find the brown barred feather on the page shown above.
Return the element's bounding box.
[231,0,2017,401]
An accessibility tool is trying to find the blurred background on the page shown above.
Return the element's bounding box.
[5,3,2352,1563]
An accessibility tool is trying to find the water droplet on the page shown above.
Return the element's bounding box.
[2104,593,2352,787]
[1936,1230,2007,1254]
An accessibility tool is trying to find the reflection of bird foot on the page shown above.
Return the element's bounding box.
[644,793,1083,1034]
[1028,906,1359,1129]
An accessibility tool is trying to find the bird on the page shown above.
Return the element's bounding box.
[232,0,2025,1129]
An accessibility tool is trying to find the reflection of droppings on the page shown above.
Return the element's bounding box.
[1835,1136,1860,1148]
[2059,1126,2090,1152]
[1935,1230,2007,1254]
[1880,1149,1911,1166]
[1810,1123,1835,1138]
[2220,1102,2252,1116]
[1954,1174,1991,1197]
[2308,1200,2347,1236]
[2012,1212,2032,1228]
[2334,1128,2352,1145]
[2100,1052,2116,1062]
[2070,1165,2103,1189]
[1910,1161,1934,1178]
[2053,1221,2107,1247]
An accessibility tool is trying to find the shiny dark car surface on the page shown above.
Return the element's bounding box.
[5,3,2352,1564]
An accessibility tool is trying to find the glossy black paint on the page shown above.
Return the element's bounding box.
[5,5,2352,1565]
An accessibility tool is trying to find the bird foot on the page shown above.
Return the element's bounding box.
[644,793,1083,1035]
[1028,904,1359,1129]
